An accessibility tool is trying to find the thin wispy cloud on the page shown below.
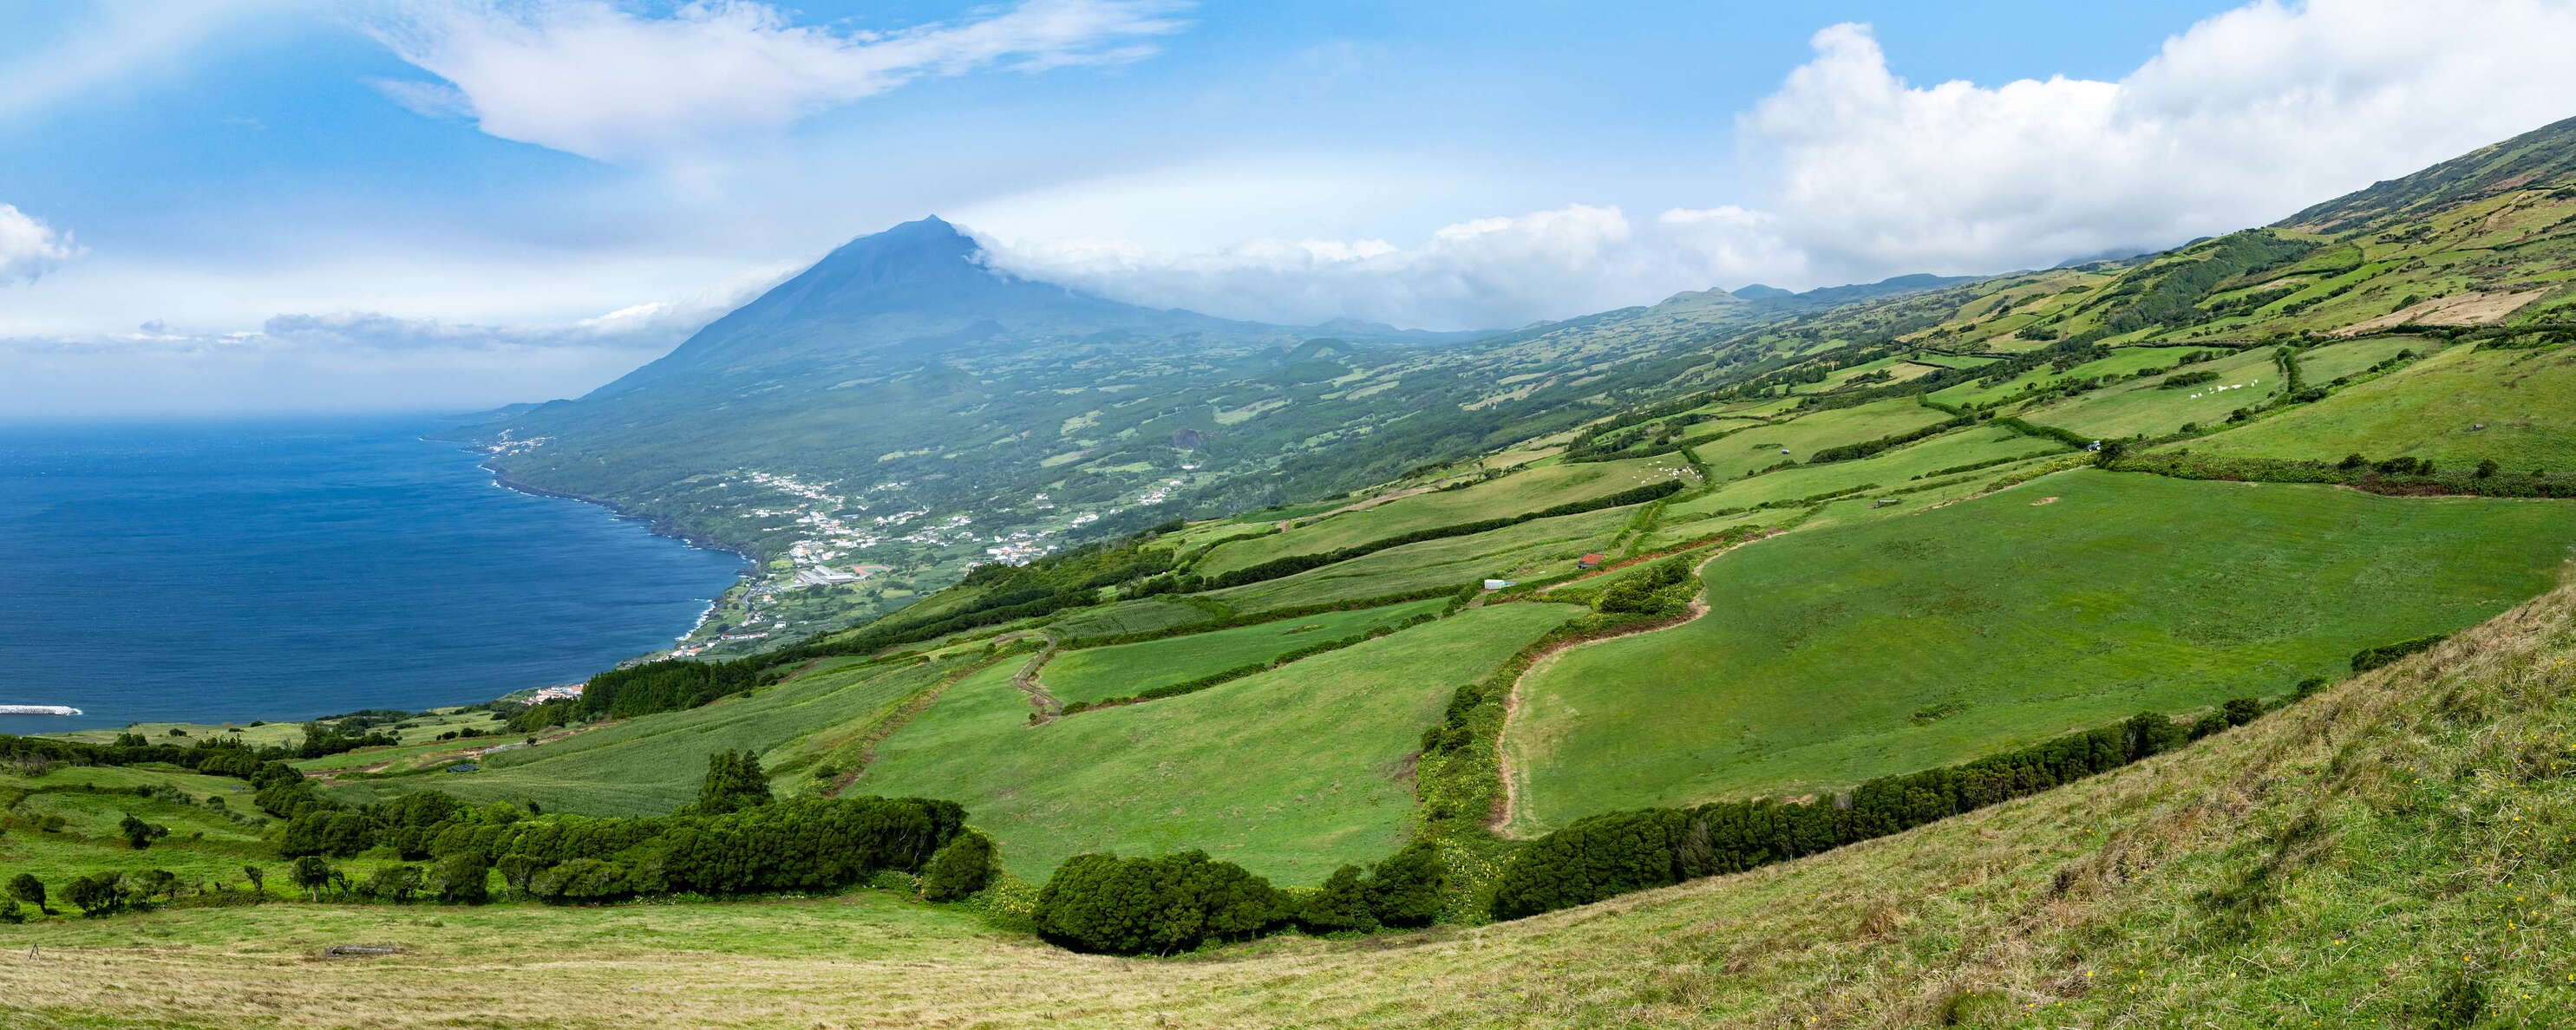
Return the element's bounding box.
[363,0,1192,164]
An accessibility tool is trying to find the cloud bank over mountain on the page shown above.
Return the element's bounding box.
[981,0,2576,329]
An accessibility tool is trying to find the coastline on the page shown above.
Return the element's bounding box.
[468,451,760,650]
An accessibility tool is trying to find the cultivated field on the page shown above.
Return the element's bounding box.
[1041,598,1447,707]
[1688,398,1952,480]
[856,603,1579,883]
[1507,469,2576,832]
[2177,343,2576,473]
[1199,505,1632,614]
[1193,453,1689,577]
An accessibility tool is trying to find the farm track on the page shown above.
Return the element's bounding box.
[825,648,1025,797]
[1010,636,1064,723]
[1491,533,1776,838]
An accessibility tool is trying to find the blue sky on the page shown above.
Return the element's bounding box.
[4,0,2573,415]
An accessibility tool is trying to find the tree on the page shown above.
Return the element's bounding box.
[695,749,774,815]
[919,830,995,902]
[241,864,265,902]
[365,864,422,903]
[289,856,333,903]
[2477,458,2501,479]
[1366,841,1448,928]
[118,813,169,850]
[6,872,47,915]
[496,853,545,897]
[1299,864,1377,933]
[431,852,491,904]
[0,898,22,924]
[2221,697,2266,727]
[64,872,126,916]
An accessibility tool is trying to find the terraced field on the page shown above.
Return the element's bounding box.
[1193,453,1690,577]
[343,654,980,815]
[1506,469,2576,833]
[2178,342,2576,473]
[1042,598,1446,707]
[856,603,1579,882]
[1687,398,1953,480]
[1200,505,1633,614]
[1658,423,2064,518]
[2024,346,2284,439]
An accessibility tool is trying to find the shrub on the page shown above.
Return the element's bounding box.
[1034,851,1287,955]
[0,898,22,924]
[919,830,996,902]
[2221,697,2266,727]
[118,813,169,850]
[531,858,639,903]
[432,851,491,904]
[6,872,45,915]
[64,872,127,916]
[2354,634,2448,672]
[1298,865,1378,933]
[1365,841,1447,928]
[695,749,775,815]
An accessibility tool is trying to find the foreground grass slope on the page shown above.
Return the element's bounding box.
[10,582,2576,1027]
[1510,469,2576,831]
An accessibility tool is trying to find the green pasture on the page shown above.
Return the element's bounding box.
[1193,454,1690,577]
[1041,598,1448,707]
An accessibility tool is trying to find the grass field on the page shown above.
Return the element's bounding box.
[1658,424,2064,518]
[1506,470,2576,832]
[1687,398,1952,480]
[857,603,1579,883]
[2177,342,2576,473]
[337,655,979,816]
[0,764,311,902]
[1928,345,2204,407]
[1200,505,1631,614]
[1041,598,1447,707]
[1043,596,1214,640]
[9,585,2576,1027]
[1192,453,1690,577]
[2026,346,2282,440]
[2297,334,2441,383]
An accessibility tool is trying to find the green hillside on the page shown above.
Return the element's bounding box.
[13,114,2576,1028]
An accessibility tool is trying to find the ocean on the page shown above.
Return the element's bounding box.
[0,415,746,735]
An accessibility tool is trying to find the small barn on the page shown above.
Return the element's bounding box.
[1576,553,1607,570]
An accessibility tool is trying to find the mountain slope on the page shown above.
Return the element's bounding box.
[472,218,1792,649]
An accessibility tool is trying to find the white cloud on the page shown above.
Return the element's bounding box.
[984,205,1703,329]
[0,205,82,284]
[364,0,1191,163]
[1736,1,2576,283]
[0,267,794,418]
[979,0,2576,328]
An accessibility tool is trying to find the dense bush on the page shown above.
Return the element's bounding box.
[919,830,997,902]
[1034,851,1288,955]
[2354,634,2449,672]
[1491,709,2220,920]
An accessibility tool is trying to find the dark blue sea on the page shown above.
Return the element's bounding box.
[0,415,746,734]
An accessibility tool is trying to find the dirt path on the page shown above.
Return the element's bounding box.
[1490,533,1775,839]
[1010,636,1064,723]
